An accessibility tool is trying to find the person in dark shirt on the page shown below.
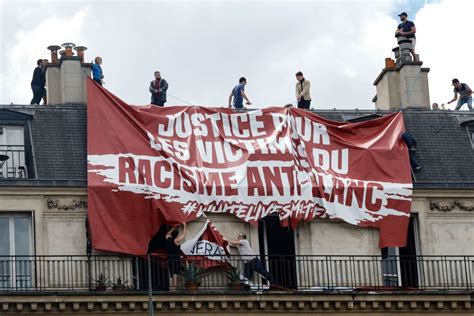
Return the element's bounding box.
[448,78,472,111]
[165,222,186,291]
[395,12,418,62]
[149,71,169,106]
[401,132,422,172]
[30,59,46,105]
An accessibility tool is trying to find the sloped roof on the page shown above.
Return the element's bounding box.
[0,105,473,189]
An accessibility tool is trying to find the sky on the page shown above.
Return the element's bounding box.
[0,0,472,110]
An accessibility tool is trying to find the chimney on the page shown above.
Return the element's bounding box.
[45,43,92,105]
[373,36,430,110]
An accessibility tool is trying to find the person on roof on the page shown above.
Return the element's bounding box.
[448,79,472,111]
[395,12,418,62]
[228,77,251,109]
[401,132,422,172]
[30,59,46,105]
[149,71,169,106]
[91,56,104,86]
[295,71,312,109]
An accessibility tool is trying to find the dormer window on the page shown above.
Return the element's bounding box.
[460,120,474,149]
[0,109,34,179]
[0,126,26,178]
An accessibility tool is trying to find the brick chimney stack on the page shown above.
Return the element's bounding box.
[44,43,92,105]
[372,36,430,110]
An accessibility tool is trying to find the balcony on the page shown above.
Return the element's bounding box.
[0,255,472,293]
[0,144,30,179]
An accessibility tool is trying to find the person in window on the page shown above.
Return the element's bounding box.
[150,71,169,106]
[295,71,311,109]
[91,56,104,86]
[30,59,46,105]
[225,232,274,284]
[228,77,252,109]
[165,222,186,291]
[395,12,418,62]
[448,79,472,111]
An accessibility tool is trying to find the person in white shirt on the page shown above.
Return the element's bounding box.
[226,232,274,284]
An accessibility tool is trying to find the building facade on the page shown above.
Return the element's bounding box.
[0,52,473,315]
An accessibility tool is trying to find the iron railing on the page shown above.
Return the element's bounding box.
[0,145,28,179]
[0,255,472,292]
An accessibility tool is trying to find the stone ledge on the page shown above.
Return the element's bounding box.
[0,292,472,314]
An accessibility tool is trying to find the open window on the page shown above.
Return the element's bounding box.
[381,214,419,287]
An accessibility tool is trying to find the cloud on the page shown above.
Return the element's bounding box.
[414,0,474,109]
[1,0,472,110]
[1,8,89,104]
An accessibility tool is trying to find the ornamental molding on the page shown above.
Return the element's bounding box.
[429,201,474,212]
[47,198,88,211]
[0,293,472,314]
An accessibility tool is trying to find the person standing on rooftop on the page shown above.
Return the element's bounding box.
[30,59,46,105]
[295,71,311,109]
[91,56,104,86]
[228,77,251,109]
[149,71,168,106]
[395,12,418,62]
[448,79,472,111]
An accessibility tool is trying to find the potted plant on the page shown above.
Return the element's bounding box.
[112,276,128,292]
[94,273,108,291]
[181,262,207,291]
[226,266,244,290]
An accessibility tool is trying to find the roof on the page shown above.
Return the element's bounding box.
[0,105,473,189]
[0,105,86,187]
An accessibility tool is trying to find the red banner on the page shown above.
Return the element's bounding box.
[87,79,412,255]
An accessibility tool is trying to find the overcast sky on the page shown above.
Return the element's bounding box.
[0,0,473,110]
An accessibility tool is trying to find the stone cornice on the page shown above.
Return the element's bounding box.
[0,292,472,314]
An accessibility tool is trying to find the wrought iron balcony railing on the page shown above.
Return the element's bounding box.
[0,255,472,293]
[0,145,29,179]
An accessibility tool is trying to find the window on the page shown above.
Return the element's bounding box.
[0,214,33,289]
[0,125,26,178]
[381,215,419,287]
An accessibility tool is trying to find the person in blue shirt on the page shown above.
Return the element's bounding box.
[228,77,252,109]
[395,12,418,62]
[91,56,104,86]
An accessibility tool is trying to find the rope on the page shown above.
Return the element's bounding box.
[166,92,194,106]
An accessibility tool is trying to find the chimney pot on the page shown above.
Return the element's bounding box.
[61,42,76,57]
[47,45,61,64]
[74,46,87,61]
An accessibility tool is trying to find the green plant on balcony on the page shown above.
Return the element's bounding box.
[181,262,207,291]
[112,276,129,291]
[226,266,245,290]
[94,273,108,291]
